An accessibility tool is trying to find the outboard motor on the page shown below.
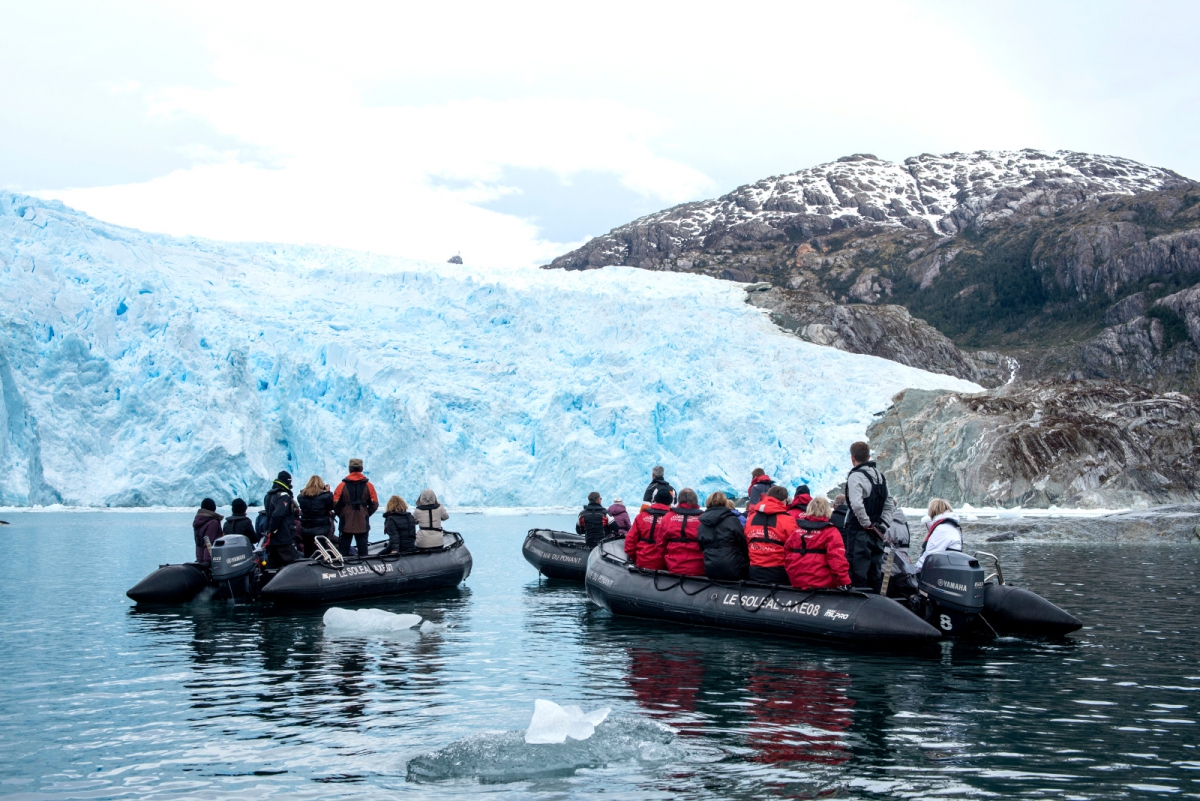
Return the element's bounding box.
[211,535,259,601]
[916,551,985,636]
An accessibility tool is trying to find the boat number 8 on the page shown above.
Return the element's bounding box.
[939,614,953,631]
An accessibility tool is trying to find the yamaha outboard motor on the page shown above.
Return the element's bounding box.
[916,551,985,636]
[211,535,259,601]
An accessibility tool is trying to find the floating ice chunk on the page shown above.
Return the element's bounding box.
[418,619,446,634]
[525,699,611,744]
[322,607,422,636]
[997,507,1022,519]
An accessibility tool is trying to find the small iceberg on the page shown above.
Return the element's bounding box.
[322,607,422,636]
[525,699,611,744]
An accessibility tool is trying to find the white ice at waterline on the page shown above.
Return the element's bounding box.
[524,699,612,744]
[322,607,422,635]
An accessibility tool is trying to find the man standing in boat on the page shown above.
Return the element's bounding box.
[334,458,379,558]
[642,465,675,504]
[844,441,896,592]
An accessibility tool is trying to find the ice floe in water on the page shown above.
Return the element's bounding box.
[525,699,611,744]
[322,607,422,636]
[406,712,678,783]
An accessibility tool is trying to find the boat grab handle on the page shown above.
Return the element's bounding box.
[974,550,1004,585]
[313,535,344,569]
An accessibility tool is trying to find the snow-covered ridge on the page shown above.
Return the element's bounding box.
[0,193,977,507]
[550,150,1188,268]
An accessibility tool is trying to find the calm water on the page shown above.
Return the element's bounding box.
[0,512,1198,800]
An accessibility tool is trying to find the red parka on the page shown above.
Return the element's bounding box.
[787,492,813,520]
[784,516,850,589]
[624,503,672,570]
[744,496,797,568]
[661,504,705,576]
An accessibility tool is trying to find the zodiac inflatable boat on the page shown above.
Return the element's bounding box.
[584,539,1081,643]
[522,529,590,581]
[127,532,472,606]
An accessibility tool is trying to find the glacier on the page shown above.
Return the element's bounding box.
[0,192,978,507]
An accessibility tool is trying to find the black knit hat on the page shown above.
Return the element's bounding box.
[231,498,247,515]
[795,484,810,496]
[200,498,216,512]
[654,487,674,505]
[276,470,292,488]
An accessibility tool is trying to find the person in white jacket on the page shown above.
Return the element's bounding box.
[915,498,962,571]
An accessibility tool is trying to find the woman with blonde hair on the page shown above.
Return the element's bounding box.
[382,495,417,554]
[783,495,850,590]
[697,491,748,580]
[915,498,961,571]
[297,475,334,557]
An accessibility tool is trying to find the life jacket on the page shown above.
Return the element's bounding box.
[845,462,888,534]
[578,504,611,544]
[662,505,702,543]
[924,517,963,549]
[638,505,671,544]
[341,478,369,511]
[416,503,442,530]
[748,510,788,547]
[787,518,831,555]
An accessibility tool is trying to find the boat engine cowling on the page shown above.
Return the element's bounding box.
[917,551,985,636]
[211,535,256,581]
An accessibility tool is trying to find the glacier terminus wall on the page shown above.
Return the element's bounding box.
[0,193,978,507]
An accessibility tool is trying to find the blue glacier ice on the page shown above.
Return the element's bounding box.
[0,192,979,507]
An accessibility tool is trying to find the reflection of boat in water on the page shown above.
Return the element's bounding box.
[586,540,1082,644]
[522,529,589,581]
[585,539,940,644]
[127,532,472,606]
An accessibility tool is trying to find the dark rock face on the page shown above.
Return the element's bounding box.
[867,382,1200,509]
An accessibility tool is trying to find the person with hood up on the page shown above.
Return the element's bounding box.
[607,497,632,535]
[747,468,775,506]
[263,471,302,568]
[915,498,962,571]
[830,494,849,534]
[221,498,256,543]
[193,498,223,564]
[744,485,797,584]
[844,441,897,592]
[382,495,418,553]
[625,487,673,570]
[577,492,616,547]
[414,488,449,549]
[698,491,748,580]
[334,459,379,558]
[642,465,675,504]
[787,484,813,520]
[784,496,850,590]
[297,475,334,556]
[661,488,705,576]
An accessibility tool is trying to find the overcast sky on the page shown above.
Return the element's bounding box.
[3,0,1197,266]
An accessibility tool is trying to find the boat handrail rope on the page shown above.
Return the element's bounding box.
[312,535,344,569]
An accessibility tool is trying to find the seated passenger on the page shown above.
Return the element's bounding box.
[747,468,775,506]
[784,496,850,590]
[915,498,962,571]
[193,498,223,565]
[222,498,257,543]
[726,498,746,526]
[383,495,417,553]
[607,497,632,535]
[745,485,797,585]
[624,487,672,570]
[787,484,812,520]
[662,488,705,576]
[577,491,617,547]
[414,489,449,549]
[698,491,748,580]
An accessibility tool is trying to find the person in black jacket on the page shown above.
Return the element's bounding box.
[382,495,417,554]
[576,491,616,547]
[297,475,335,556]
[697,491,749,580]
[221,498,258,543]
[263,471,301,569]
[642,465,675,504]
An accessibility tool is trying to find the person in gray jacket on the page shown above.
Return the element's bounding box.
[414,488,449,549]
[844,441,896,592]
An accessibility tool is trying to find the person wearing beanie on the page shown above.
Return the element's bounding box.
[787,484,813,520]
[607,496,631,535]
[263,470,301,568]
[222,497,257,543]
[193,498,223,565]
[333,459,379,557]
[625,486,673,569]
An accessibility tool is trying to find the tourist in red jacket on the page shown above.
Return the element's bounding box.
[662,488,705,576]
[624,487,673,570]
[744,485,797,584]
[784,496,851,589]
[787,483,812,520]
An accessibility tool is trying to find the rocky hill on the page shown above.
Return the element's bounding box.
[546,150,1200,392]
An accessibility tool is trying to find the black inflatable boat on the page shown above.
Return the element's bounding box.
[584,539,941,644]
[522,529,590,581]
[127,532,472,606]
